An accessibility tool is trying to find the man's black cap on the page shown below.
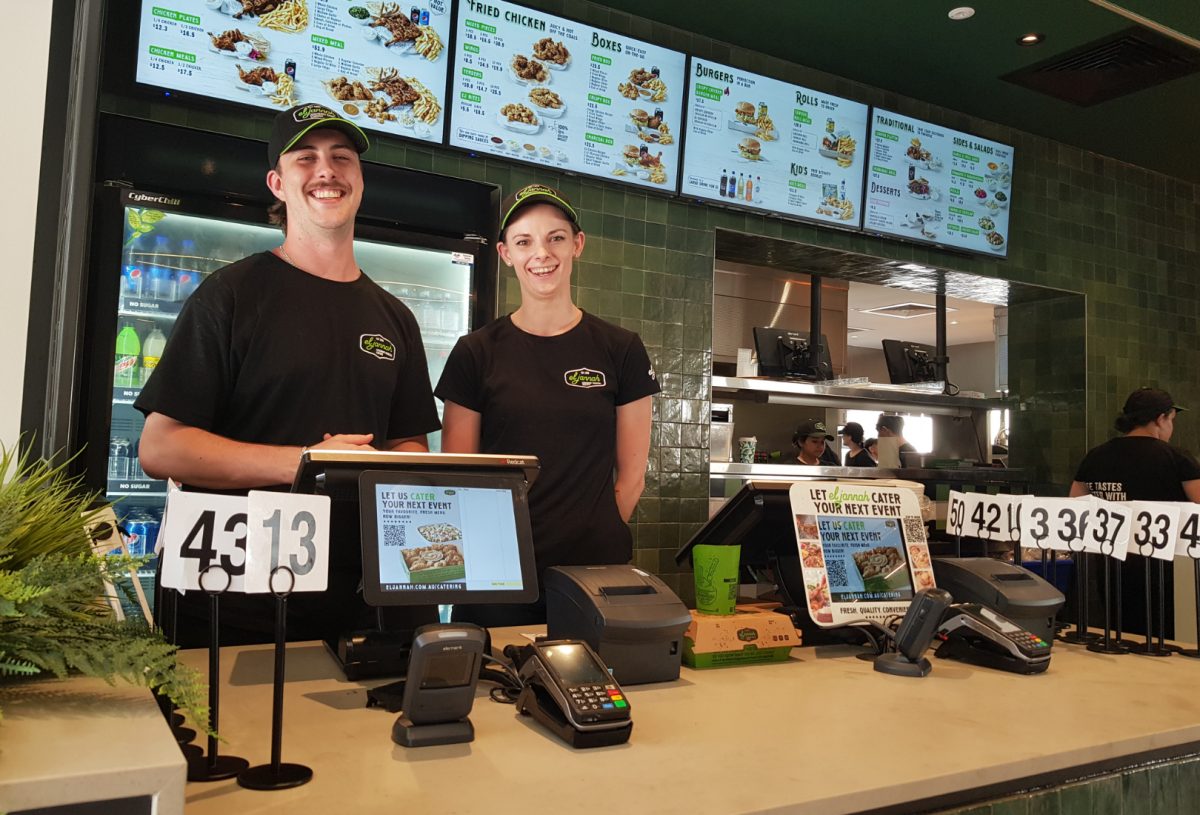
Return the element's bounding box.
[267,103,369,168]
[1123,387,1186,418]
[839,422,864,444]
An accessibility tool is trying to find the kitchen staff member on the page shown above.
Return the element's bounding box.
[136,103,441,646]
[792,419,840,466]
[436,184,659,626]
[876,414,917,457]
[840,422,875,467]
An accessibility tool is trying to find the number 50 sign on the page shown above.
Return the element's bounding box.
[160,490,330,594]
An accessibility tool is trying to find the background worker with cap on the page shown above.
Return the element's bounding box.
[136,103,441,645]
[840,421,875,467]
[436,184,659,626]
[792,419,840,466]
[875,413,916,457]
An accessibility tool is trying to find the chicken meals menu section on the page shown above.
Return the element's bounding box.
[680,59,868,228]
[135,0,452,143]
[448,0,685,190]
[864,109,1015,256]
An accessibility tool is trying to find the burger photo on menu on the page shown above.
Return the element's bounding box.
[727,100,777,141]
[737,137,762,162]
[626,107,675,144]
[613,144,669,184]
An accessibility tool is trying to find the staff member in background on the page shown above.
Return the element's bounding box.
[840,422,875,467]
[136,104,441,646]
[792,419,840,466]
[864,437,879,463]
[436,184,659,626]
[876,414,917,457]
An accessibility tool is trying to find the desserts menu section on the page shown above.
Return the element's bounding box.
[680,59,868,227]
[448,0,685,190]
[864,109,1015,256]
[135,0,451,143]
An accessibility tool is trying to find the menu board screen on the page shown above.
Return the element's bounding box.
[448,0,685,191]
[864,109,1015,256]
[680,59,868,228]
[134,0,452,144]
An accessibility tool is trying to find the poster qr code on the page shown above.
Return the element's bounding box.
[383,526,406,547]
[826,558,848,587]
[902,517,926,545]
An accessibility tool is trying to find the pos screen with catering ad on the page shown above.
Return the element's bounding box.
[447,0,686,191]
[863,108,1015,257]
[680,59,869,228]
[133,0,452,144]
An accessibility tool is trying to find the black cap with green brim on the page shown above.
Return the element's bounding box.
[499,184,579,236]
[267,103,369,168]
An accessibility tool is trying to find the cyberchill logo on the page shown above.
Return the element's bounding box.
[126,192,181,207]
[359,334,396,361]
[564,368,606,389]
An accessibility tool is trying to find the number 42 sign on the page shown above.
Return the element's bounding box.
[160,490,330,594]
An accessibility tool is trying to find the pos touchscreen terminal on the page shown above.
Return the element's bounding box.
[292,451,540,679]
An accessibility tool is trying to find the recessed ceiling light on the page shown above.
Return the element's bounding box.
[948,7,975,21]
[1017,32,1045,46]
[951,320,959,325]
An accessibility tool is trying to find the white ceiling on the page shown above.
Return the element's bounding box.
[845,281,997,349]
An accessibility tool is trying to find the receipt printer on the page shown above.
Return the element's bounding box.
[932,558,1065,644]
[545,565,692,685]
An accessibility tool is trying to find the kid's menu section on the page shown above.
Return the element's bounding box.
[864,109,1015,256]
[135,0,452,143]
[448,0,685,190]
[680,59,868,227]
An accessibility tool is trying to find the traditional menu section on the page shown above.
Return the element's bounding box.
[447,0,685,190]
[134,0,452,143]
[864,109,1015,257]
[680,59,868,227]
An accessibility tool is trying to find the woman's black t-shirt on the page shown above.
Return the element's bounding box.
[1073,436,1200,501]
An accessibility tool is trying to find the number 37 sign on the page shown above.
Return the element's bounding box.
[159,489,331,594]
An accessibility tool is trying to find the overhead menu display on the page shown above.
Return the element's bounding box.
[864,109,1015,256]
[448,0,685,190]
[680,59,868,227]
[134,1,451,143]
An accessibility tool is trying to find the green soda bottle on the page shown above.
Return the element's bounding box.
[114,323,141,388]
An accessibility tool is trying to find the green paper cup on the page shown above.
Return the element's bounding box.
[693,543,741,615]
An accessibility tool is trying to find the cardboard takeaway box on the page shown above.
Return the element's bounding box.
[683,602,802,669]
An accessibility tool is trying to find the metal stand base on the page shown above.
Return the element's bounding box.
[1131,641,1173,657]
[187,753,250,782]
[172,726,197,745]
[238,763,314,791]
[1087,639,1131,655]
[873,653,932,677]
[180,743,203,761]
[1058,631,1101,644]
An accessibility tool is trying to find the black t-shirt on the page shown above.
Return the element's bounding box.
[1073,436,1200,501]
[434,312,659,572]
[845,449,876,467]
[136,251,440,452]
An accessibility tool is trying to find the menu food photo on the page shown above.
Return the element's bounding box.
[135,0,452,143]
[864,109,1015,256]
[679,59,868,227]
[448,0,685,189]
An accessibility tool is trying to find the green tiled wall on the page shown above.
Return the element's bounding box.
[102,0,1200,601]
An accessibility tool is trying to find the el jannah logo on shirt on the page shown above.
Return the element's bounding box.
[564,368,606,389]
[359,334,396,361]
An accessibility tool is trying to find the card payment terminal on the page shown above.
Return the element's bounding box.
[516,640,633,748]
[936,603,1052,674]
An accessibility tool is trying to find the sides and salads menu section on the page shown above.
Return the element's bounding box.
[135,0,451,143]
[447,0,685,190]
[680,59,868,228]
[864,109,1015,256]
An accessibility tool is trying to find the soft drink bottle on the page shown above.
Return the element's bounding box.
[114,323,141,388]
[141,328,167,383]
[121,265,144,298]
[108,437,131,481]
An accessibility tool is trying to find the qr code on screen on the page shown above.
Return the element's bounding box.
[902,517,926,545]
[382,526,405,547]
[826,558,847,587]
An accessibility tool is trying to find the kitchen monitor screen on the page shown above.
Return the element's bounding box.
[134,0,452,144]
[815,517,915,604]
[358,469,539,606]
[863,109,1014,256]
[680,59,868,228]
[447,0,685,191]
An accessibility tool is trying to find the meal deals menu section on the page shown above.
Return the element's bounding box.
[680,59,868,227]
[448,0,685,190]
[135,0,452,143]
[864,109,1015,256]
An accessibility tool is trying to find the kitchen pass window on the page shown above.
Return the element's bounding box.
[843,410,933,454]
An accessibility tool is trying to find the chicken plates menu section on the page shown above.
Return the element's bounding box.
[680,59,868,228]
[447,0,685,190]
[864,109,1015,256]
[135,0,452,143]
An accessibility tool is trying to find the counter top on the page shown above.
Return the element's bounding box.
[709,461,1028,483]
[177,633,1200,815]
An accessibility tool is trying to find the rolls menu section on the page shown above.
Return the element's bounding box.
[448,0,685,190]
[680,59,868,227]
[864,109,1015,256]
[135,0,451,143]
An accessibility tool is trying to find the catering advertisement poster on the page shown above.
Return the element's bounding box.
[135,0,452,143]
[863,109,1014,256]
[680,59,868,227]
[789,482,934,627]
[447,0,685,189]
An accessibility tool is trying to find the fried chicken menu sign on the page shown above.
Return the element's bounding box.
[135,0,452,143]
[789,482,935,628]
[447,0,685,190]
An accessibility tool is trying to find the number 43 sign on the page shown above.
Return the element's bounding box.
[159,490,330,594]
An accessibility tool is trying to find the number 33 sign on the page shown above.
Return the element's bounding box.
[159,490,330,594]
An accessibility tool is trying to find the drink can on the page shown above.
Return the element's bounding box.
[140,513,161,558]
[420,9,429,25]
[124,513,148,558]
[285,59,296,80]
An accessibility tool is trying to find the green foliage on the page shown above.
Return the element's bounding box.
[0,442,210,732]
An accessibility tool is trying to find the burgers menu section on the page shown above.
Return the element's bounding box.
[447,0,685,190]
[135,0,451,143]
[864,109,1015,256]
[679,59,868,227]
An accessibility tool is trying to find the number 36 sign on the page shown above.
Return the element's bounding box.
[159,490,330,594]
